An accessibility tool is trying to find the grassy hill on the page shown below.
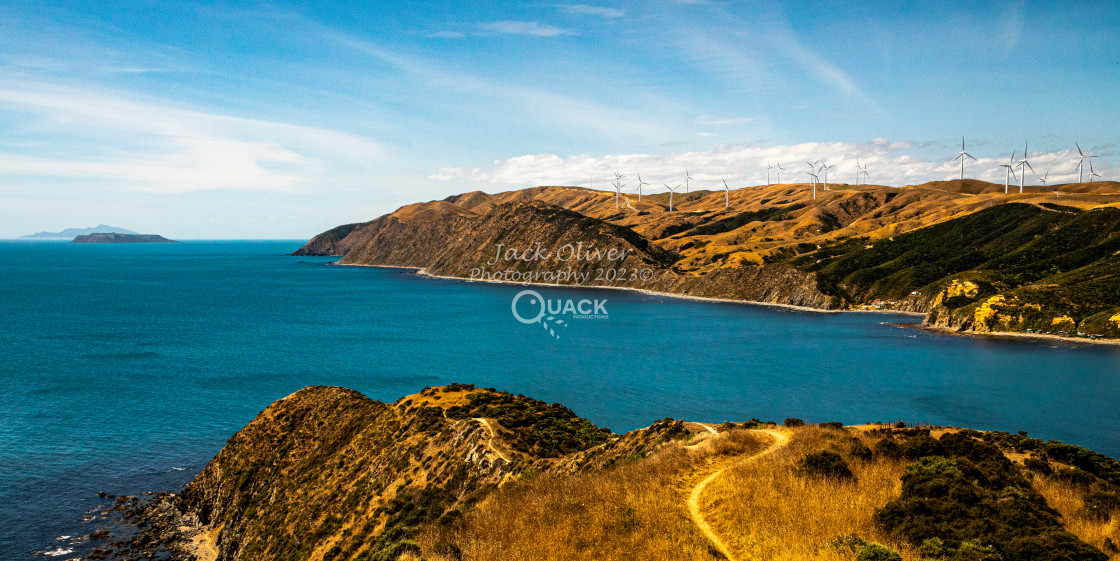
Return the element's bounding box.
[113,385,1119,561]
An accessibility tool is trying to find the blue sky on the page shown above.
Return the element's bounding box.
[1,1,1117,238]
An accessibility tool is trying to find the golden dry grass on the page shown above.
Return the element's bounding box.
[704,427,917,560]
[415,425,1116,561]
[1030,474,1120,560]
[418,430,768,560]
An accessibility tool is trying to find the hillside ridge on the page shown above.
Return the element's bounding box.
[298,182,1120,341]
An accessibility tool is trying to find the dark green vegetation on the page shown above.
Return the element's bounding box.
[660,204,804,238]
[873,431,1109,561]
[785,204,1120,336]
[445,388,613,457]
[797,450,854,480]
[980,430,1120,488]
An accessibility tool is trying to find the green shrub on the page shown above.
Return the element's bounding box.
[857,542,903,561]
[1081,489,1120,521]
[874,438,902,459]
[820,421,845,430]
[783,418,806,428]
[918,537,946,559]
[831,533,868,554]
[850,440,874,462]
[1022,457,1052,476]
[874,436,1108,561]
[899,434,945,459]
[798,451,854,480]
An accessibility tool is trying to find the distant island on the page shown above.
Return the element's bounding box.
[21,224,138,239]
[71,233,177,243]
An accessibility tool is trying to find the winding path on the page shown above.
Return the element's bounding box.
[687,428,789,561]
[474,418,511,463]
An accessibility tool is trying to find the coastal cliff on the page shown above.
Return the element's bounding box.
[121,385,1119,561]
[298,182,1120,340]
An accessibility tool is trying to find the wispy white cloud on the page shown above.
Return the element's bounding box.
[429,140,1102,189]
[322,30,675,140]
[479,21,573,37]
[425,30,466,39]
[558,5,625,19]
[0,83,385,193]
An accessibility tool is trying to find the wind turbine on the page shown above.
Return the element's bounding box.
[1088,160,1102,182]
[1075,143,1097,184]
[612,171,625,208]
[998,150,1018,194]
[766,163,773,186]
[1039,170,1050,187]
[806,168,820,199]
[776,163,786,184]
[1015,142,1034,194]
[858,160,869,184]
[952,137,975,181]
[721,178,730,208]
[684,169,694,193]
[818,161,834,191]
[664,183,680,211]
[636,173,649,201]
[855,158,863,185]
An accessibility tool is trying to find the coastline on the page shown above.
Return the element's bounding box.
[910,323,1120,347]
[332,261,1120,347]
[331,261,926,316]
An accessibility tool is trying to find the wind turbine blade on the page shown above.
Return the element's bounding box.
[1077,143,1084,156]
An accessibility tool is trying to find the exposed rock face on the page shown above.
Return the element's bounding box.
[71,233,176,243]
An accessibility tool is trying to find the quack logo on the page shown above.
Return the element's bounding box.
[511,289,608,339]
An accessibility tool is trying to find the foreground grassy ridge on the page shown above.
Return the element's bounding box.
[418,430,769,560]
[163,386,1118,561]
[705,427,918,561]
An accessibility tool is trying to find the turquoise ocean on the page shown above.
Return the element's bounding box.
[2,240,1118,558]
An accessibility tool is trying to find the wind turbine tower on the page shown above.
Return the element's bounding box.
[1088,160,1102,182]
[684,169,694,193]
[1075,143,1097,184]
[636,173,649,201]
[721,178,730,208]
[1015,142,1034,194]
[818,161,834,191]
[664,183,680,212]
[776,163,786,184]
[807,168,820,199]
[952,137,975,181]
[999,150,1018,194]
[766,163,773,186]
[612,171,625,208]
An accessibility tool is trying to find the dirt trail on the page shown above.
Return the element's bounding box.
[474,418,511,463]
[687,428,789,561]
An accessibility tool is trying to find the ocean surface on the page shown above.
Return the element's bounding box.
[2,240,1119,559]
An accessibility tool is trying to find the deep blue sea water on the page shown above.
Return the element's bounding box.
[2,240,1119,559]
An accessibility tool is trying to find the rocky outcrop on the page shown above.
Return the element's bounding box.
[291,223,366,256]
